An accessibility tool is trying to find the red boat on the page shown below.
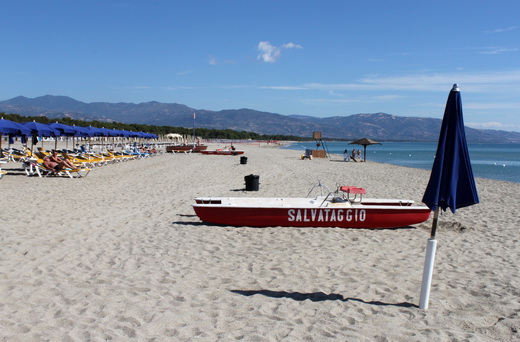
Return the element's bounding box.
[166,145,208,153]
[200,149,245,155]
[192,186,431,228]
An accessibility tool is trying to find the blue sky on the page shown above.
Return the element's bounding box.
[2,0,520,132]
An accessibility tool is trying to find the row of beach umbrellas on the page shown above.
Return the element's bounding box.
[0,118,158,149]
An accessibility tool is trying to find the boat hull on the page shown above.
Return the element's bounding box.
[166,145,207,153]
[200,150,245,155]
[193,197,431,228]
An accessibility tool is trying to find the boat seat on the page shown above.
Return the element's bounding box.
[339,186,366,201]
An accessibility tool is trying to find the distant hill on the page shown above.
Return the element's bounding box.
[1,95,519,143]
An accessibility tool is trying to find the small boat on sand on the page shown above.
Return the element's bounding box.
[192,185,431,228]
[166,145,207,153]
[200,149,245,155]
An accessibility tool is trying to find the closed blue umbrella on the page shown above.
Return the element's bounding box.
[419,84,479,309]
[422,87,479,215]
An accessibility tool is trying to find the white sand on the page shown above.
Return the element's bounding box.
[1,143,518,341]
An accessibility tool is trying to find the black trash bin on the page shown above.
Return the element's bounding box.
[240,156,248,165]
[244,174,259,191]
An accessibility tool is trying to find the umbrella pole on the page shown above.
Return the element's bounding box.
[430,207,440,239]
[419,207,440,309]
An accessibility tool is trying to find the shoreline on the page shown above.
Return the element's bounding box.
[280,143,520,184]
[1,142,518,340]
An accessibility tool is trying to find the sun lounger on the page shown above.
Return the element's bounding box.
[30,159,91,178]
[5,149,28,162]
[0,159,7,179]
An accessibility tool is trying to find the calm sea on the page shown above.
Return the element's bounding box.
[281,142,520,184]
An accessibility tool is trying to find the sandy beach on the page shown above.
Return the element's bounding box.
[1,143,518,341]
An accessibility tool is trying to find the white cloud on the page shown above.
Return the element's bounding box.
[479,47,519,55]
[466,121,520,131]
[209,56,218,65]
[487,26,518,33]
[282,42,302,49]
[257,41,281,63]
[465,102,520,110]
[125,86,151,90]
[208,55,236,65]
[176,70,192,75]
[260,70,520,94]
[260,85,307,90]
[257,41,302,63]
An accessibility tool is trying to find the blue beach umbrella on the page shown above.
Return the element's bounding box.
[99,127,113,138]
[0,117,31,149]
[422,89,479,215]
[129,131,141,138]
[419,84,479,309]
[50,122,78,149]
[86,126,106,137]
[0,118,32,136]
[70,126,94,151]
[108,129,124,137]
[73,125,94,138]
[106,129,127,149]
[84,126,108,150]
[24,121,60,151]
[49,122,77,136]
[23,121,60,137]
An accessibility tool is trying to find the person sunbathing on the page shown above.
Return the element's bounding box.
[48,150,75,169]
[43,155,63,173]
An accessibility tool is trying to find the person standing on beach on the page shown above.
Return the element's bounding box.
[357,149,362,160]
[343,149,350,162]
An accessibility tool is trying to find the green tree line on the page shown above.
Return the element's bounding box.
[1,113,306,141]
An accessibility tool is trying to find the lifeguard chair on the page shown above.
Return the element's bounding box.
[311,131,329,158]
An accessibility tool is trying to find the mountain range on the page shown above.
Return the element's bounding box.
[1,95,519,143]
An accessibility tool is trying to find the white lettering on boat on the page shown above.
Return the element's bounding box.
[288,209,295,221]
[287,209,366,222]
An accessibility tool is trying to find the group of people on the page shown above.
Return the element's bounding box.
[138,145,158,154]
[343,149,362,162]
[42,150,76,172]
[122,143,158,155]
